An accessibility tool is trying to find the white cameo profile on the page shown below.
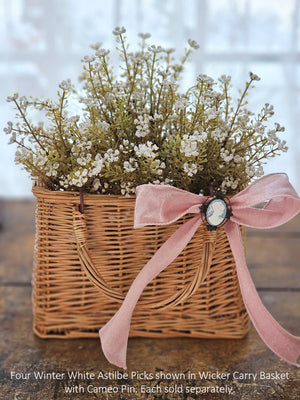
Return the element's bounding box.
[206,199,227,226]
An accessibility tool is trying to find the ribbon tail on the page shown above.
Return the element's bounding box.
[99,215,203,369]
[225,221,300,366]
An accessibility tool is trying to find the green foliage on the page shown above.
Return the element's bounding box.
[5,29,287,195]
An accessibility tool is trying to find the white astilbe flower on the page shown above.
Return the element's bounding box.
[249,71,261,81]
[4,121,13,134]
[81,55,96,63]
[59,175,70,189]
[206,107,219,120]
[134,115,151,137]
[134,114,163,138]
[193,131,207,142]
[197,74,214,86]
[161,77,176,87]
[100,182,109,194]
[96,49,110,57]
[134,141,158,158]
[104,149,119,163]
[123,158,138,172]
[98,121,110,132]
[183,162,198,177]
[8,132,17,144]
[277,140,287,151]
[92,178,101,192]
[198,95,210,106]
[6,93,19,102]
[180,131,206,157]
[245,165,255,178]
[148,45,164,53]
[36,151,48,167]
[211,128,227,142]
[90,42,102,50]
[77,153,92,166]
[45,162,59,177]
[233,154,245,164]
[152,178,171,185]
[71,140,92,154]
[255,165,264,177]
[90,154,104,176]
[174,97,188,111]
[218,75,231,85]
[119,139,131,154]
[188,38,200,49]
[68,169,89,187]
[221,176,239,190]
[153,113,163,121]
[112,26,126,35]
[18,96,28,108]
[151,159,166,176]
[138,32,151,40]
[104,92,114,104]
[59,79,72,91]
[121,182,135,196]
[181,139,198,157]
[220,148,234,163]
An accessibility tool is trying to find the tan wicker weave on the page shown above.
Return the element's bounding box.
[32,185,249,339]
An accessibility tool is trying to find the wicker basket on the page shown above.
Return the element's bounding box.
[32,185,249,339]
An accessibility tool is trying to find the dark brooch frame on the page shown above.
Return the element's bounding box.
[200,192,233,231]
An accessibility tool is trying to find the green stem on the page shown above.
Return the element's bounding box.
[15,140,37,154]
[224,82,229,121]
[149,52,156,116]
[249,146,278,164]
[156,81,164,114]
[13,100,46,151]
[87,64,111,123]
[96,70,114,118]
[58,91,68,150]
[224,78,254,147]
[120,34,132,83]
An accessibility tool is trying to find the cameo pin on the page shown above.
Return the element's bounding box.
[200,192,232,231]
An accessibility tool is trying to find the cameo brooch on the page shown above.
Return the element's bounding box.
[200,192,233,231]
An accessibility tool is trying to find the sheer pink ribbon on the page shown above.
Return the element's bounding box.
[99,173,300,369]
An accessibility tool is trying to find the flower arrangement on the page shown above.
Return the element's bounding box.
[5,27,287,196]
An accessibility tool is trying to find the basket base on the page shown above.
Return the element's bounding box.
[33,311,250,339]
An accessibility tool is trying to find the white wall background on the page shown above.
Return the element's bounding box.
[0,0,299,197]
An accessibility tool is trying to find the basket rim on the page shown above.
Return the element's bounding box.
[32,184,135,201]
[32,183,234,204]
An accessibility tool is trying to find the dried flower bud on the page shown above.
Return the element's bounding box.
[112,26,126,35]
[3,121,13,134]
[148,45,164,53]
[188,39,199,49]
[218,75,231,85]
[164,48,176,54]
[81,55,96,63]
[249,72,261,81]
[96,49,110,57]
[138,33,151,40]
[6,93,19,102]
[90,42,103,50]
[59,79,72,91]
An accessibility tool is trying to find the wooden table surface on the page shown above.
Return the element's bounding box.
[0,199,299,399]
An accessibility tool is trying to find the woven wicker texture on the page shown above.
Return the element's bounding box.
[32,186,249,339]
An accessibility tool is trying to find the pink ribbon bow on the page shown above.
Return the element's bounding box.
[99,173,300,369]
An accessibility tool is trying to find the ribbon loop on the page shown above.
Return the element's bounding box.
[100,174,300,368]
[134,184,204,228]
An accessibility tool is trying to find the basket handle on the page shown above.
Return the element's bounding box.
[73,207,216,310]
